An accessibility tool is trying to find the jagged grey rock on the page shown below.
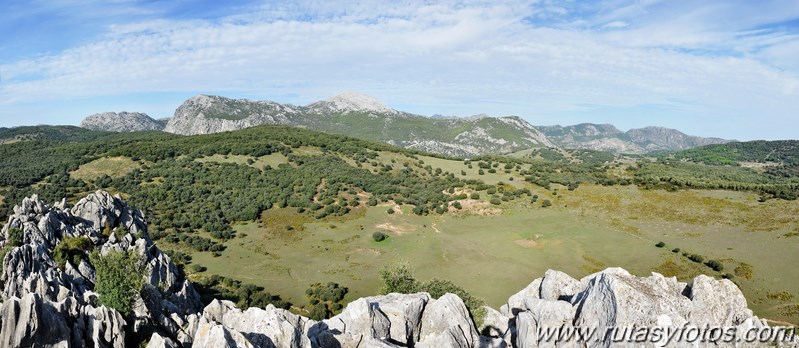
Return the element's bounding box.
[480,305,513,346]
[539,269,581,301]
[0,191,201,347]
[418,293,478,347]
[502,278,542,317]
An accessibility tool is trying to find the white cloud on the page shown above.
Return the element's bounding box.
[0,0,797,140]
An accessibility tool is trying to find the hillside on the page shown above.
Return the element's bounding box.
[537,123,729,154]
[1,125,798,330]
[161,93,555,158]
[0,191,793,347]
[81,111,167,132]
[673,140,799,166]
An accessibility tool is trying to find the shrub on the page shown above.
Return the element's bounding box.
[89,249,144,316]
[372,231,388,242]
[470,193,480,200]
[189,264,207,273]
[722,273,735,280]
[489,197,502,205]
[6,228,23,247]
[379,262,418,294]
[53,236,93,269]
[687,254,704,263]
[386,208,395,214]
[452,201,462,210]
[309,303,328,321]
[655,242,666,248]
[705,259,724,272]
[671,248,680,253]
[541,199,552,208]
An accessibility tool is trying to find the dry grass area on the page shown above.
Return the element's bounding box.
[70,157,140,181]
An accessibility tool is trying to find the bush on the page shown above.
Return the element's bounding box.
[470,193,480,200]
[386,208,395,214]
[373,231,389,242]
[489,197,502,205]
[655,242,666,248]
[379,262,418,294]
[541,199,552,208]
[705,259,724,272]
[53,236,93,269]
[189,264,207,273]
[452,201,462,210]
[688,254,704,263]
[89,249,144,316]
[671,248,680,253]
[6,228,23,247]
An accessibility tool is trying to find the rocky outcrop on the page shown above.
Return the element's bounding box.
[0,191,202,347]
[1,192,793,347]
[80,112,166,132]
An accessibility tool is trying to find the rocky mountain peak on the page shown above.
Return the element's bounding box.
[310,92,397,114]
[80,112,166,132]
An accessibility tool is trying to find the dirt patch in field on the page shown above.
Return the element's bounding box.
[348,248,382,256]
[514,239,541,249]
[375,222,414,235]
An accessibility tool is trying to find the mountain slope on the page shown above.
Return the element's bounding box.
[627,126,728,152]
[80,111,166,132]
[164,93,555,157]
[673,140,799,166]
[537,123,728,154]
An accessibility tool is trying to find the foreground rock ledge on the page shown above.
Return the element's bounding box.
[0,191,795,347]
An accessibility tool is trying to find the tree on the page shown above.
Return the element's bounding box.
[655,242,666,248]
[541,199,552,208]
[89,249,144,316]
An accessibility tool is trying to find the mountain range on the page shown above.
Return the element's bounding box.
[80,93,728,156]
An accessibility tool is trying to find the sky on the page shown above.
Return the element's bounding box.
[1,0,798,140]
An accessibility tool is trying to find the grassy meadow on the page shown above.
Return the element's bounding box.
[185,152,799,324]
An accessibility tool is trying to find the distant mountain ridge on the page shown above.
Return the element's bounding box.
[79,93,728,156]
[536,123,729,154]
[80,111,166,132]
[162,93,555,157]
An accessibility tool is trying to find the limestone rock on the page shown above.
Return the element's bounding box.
[419,293,478,347]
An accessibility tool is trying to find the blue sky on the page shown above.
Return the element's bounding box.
[1,0,798,140]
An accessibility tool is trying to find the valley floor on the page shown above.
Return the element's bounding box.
[181,184,799,324]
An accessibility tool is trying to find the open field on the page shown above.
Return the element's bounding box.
[188,178,799,323]
[194,153,289,170]
[191,200,664,309]
[69,156,140,181]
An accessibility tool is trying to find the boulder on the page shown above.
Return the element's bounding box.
[418,293,478,347]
